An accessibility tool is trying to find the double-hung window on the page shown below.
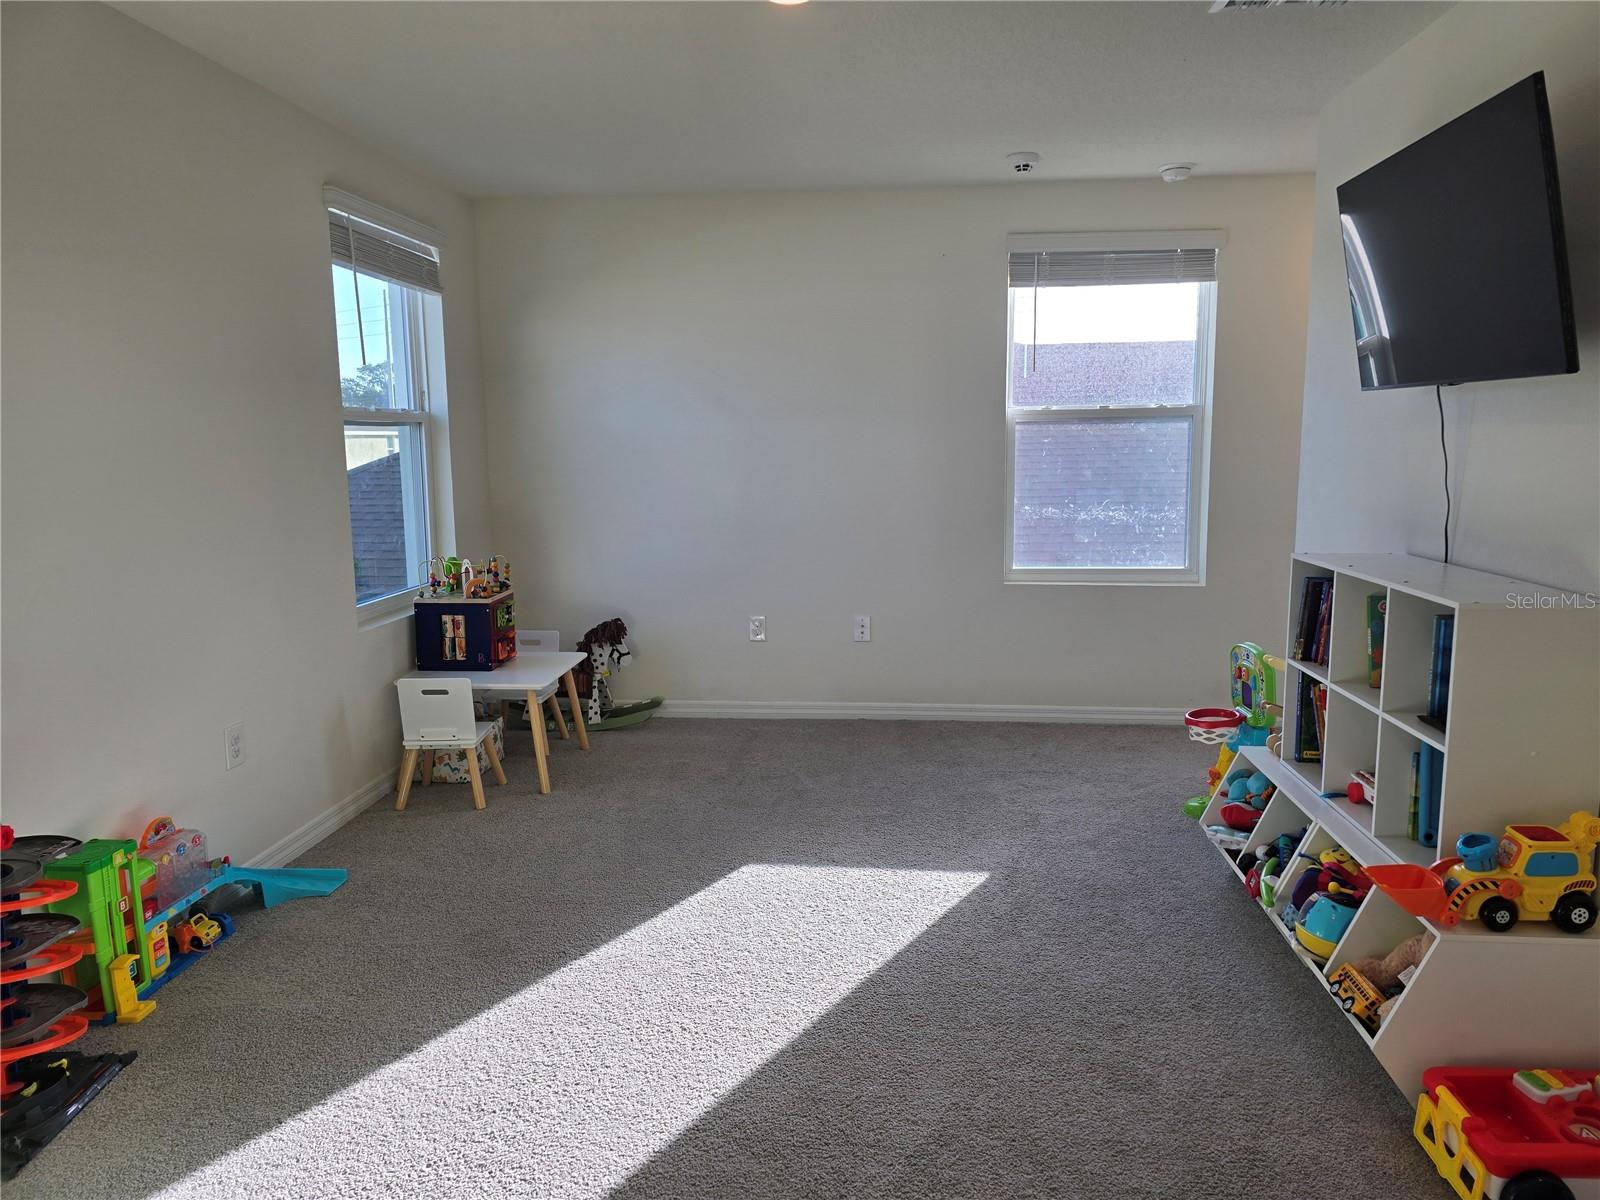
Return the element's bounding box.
[326,189,447,607]
[1005,231,1222,585]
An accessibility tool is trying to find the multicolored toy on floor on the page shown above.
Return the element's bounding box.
[1,826,133,1180]
[38,817,348,1027]
[1183,643,1284,818]
[1368,812,1600,934]
[1415,1066,1600,1200]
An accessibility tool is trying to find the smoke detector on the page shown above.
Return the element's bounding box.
[1006,152,1042,174]
[1159,163,1195,183]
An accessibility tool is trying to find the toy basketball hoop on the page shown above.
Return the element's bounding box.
[1185,707,1243,745]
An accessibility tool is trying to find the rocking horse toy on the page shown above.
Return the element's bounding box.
[573,619,662,730]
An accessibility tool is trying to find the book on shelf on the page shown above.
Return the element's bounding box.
[1293,575,1333,663]
[1416,744,1443,848]
[1293,576,1314,660]
[1315,584,1334,666]
[1421,614,1455,731]
[1294,675,1323,762]
[1366,594,1386,689]
[1407,750,1421,841]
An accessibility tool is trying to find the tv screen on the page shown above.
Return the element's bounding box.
[1336,72,1578,391]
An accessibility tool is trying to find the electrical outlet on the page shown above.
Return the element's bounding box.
[225,722,245,771]
[749,615,766,642]
[853,615,871,642]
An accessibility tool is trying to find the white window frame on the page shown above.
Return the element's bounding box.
[341,277,435,611]
[1003,230,1221,587]
[326,187,448,615]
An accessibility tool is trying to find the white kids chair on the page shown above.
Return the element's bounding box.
[504,629,573,742]
[395,677,507,812]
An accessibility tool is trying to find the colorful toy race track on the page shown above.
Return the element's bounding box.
[1,827,133,1181]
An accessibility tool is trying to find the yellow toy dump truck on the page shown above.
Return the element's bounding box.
[1367,811,1600,934]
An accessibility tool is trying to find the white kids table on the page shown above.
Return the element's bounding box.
[398,651,588,795]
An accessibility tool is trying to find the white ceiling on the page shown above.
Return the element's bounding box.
[117,1,1448,197]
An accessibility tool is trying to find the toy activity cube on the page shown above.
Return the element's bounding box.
[413,590,516,671]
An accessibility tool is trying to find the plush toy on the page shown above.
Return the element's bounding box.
[1219,769,1276,833]
[1349,931,1434,1026]
[1350,931,1433,990]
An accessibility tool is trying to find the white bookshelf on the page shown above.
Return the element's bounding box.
[1199,552,1600,1097]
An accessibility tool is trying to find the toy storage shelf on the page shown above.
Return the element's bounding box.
[1200,551,1600,1099]
[1283,552,1597,862]
[1204,745,1600,1097]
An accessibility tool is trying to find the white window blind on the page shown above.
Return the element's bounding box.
[1007,246,1218,288]
[325,190,442,295]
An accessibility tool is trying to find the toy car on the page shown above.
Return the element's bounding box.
[1415,1067,1600,1200]
[1369,811,1600,934]
[174,911,222,954]
[1327,964,1385,1033]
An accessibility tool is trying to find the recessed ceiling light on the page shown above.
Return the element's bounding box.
[770,0,810,6]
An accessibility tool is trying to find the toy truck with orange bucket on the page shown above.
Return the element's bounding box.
[1414,1067,1600,1200]
[1368,812,1600,934]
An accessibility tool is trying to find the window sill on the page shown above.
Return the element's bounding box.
[1004,569,1205,587]
[356,589,418,631]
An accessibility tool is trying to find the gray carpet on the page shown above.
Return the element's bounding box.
[9,720,1444,1200]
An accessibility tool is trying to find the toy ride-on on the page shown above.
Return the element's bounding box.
[1415,1067,1600,1200]
[1368,812,1600,934]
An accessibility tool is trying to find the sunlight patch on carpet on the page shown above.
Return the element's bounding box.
[151,864,986,1200]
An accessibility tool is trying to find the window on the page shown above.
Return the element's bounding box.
[1004,231,1221,585]
[326,189,447,607]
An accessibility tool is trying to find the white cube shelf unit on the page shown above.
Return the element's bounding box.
[1199,552,1600,1098]
[1282,552,1598,861]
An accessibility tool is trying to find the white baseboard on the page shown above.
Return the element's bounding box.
[656,700,1185,724]
[244,768,396,868]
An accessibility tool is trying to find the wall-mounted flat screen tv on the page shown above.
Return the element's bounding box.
[1336,71,1578,391]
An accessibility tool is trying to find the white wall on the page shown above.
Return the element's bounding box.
[1297,2,1600,590]
[1,4,490,859]
[476,176,1313,710]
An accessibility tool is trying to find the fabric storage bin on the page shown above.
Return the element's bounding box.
[411,715,505,783]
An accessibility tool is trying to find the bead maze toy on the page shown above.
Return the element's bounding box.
[414,560,516,671]
[1414,1067,1600,1200]
[1,827,134,1180]
[1183,643,1284,818]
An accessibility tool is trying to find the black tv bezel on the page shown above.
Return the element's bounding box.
[1336,71,1580,392]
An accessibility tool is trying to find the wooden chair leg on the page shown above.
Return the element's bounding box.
[465,743,487,810]
[421,749,435,786]
[500,700,512,728]
[395,747,420,812]
[547,695,570,740]
[483,733,507,786]
[525,689,551,795]
[562,670,591,751]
